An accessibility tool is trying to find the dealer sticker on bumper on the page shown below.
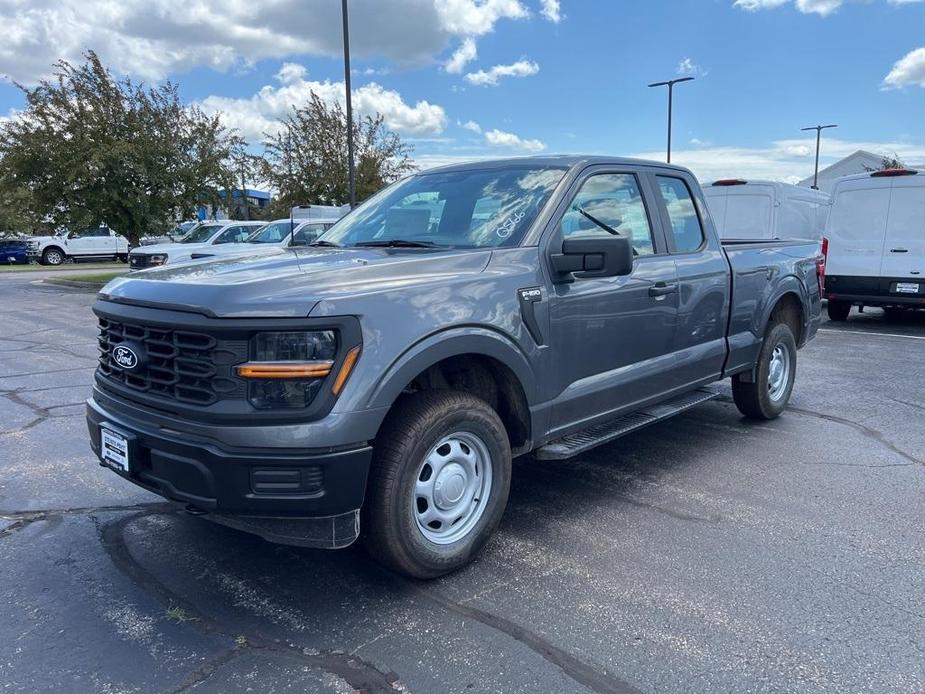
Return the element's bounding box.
[895,282,920,294]
[101,427,130,472]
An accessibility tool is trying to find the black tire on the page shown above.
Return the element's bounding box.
[41,247,65,266]
[363,390,512,579]
[117,254,128,263]
[826,300,851,322]
[732,322,797,420]
[883,306,906,319]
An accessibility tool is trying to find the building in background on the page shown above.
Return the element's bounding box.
[197,189,272,220]
[799,150,894,193]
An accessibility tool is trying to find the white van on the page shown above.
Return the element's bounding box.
[823,168,925,320]
[703,179,830,241]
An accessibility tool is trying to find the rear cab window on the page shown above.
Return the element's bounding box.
[656,176,705,253]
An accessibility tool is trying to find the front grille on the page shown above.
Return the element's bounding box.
[129,254,150,269]
[97,318,247,405]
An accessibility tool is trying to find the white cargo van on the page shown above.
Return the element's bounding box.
[704,180,830,241]
[823,168,925,320]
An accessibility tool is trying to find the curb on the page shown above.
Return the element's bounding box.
[42,278,107,290]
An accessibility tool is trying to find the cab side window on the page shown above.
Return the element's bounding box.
[657,176,704,253]
[561,173,655,256]
[215,226,248,244]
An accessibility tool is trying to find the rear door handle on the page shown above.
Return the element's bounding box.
[890,248,909,253]
[649,282,679,297]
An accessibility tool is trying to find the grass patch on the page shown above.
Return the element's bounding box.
[0,261,125,273]
[44,270,126,287]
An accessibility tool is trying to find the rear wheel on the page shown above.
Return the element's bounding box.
[732,322,797,420]
[826,300,851,321]
[41,248,64,266]
[363,390,512,579]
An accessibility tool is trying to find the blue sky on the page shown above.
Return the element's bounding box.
[2,0,924,182]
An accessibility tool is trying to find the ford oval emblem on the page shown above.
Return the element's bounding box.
[113,345,139,370]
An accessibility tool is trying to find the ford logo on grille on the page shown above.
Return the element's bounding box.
[113,345,139,370]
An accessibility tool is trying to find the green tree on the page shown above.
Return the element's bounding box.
[880,152,905,170]
[0,51,242,244]
[261,93,415,217]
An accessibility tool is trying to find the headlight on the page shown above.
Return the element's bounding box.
[148,254,167,266]
[236,331,340,409]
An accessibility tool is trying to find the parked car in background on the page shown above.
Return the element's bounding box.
[823,168,925,320]
[88,156,823,579]
[184,217,342,263]
[703,179,831,241]
[27,226,130,265]
[128,220,264,270]
[0,239,29,264]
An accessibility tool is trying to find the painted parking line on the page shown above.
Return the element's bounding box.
[819,328,925,341]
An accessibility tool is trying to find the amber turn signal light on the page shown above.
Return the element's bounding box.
[235,361,333,379]
[332,346,361,395]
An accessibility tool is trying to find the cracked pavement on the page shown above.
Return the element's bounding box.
[0,270,923,693]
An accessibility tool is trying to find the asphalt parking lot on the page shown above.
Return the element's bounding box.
[1,271,923,694]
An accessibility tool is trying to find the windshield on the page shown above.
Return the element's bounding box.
[318,166,566,249]
[180,223,223,244]
[245,221,296,244]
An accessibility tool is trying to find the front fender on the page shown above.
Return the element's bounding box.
[364,326,538,410]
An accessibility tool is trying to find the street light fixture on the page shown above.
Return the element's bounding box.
[648,76,694,164]
[341,0,356,208]
[801,124,838,190]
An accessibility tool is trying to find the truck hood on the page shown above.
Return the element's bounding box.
[101,247,493,318]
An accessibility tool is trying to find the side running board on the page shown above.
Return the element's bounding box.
[535,387,720,461]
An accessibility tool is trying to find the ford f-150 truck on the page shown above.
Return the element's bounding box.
[28,226,130,265]
[87,156,823,578]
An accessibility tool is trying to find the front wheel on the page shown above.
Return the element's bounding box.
[826,300,851,321]
[42,248,64,266]
[732,322,797,420]
[363,391,512,579]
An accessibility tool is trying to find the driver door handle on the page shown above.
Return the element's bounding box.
[890,248,909,253]
[649,282,678,297]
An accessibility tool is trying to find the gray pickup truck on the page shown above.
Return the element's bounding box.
[87,156,823,578]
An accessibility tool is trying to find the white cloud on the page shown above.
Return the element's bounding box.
[435,0,530,34]
[632,137,925,184]
[445,37,478,74]
[465,59,539,86]
[540,0,562,22]
[197,67,446,143]
[0,0,531,85]
[460,119,482,133]
[677,57,705,77]
[883,47,925,88]
[735,0,921,14]
[484,128,545,152]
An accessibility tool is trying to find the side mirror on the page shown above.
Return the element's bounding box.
[550,234,633,281]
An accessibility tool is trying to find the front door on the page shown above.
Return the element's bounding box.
[546,170,678,435]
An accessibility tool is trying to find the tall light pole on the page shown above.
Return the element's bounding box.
[801,124,838,190]
[648,76,694,163]
[341,0,356,208]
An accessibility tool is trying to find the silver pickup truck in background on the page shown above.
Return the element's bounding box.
[87,156,824,578]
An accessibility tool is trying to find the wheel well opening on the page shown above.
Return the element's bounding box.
[769,293,803,343]
[394,354,530,450]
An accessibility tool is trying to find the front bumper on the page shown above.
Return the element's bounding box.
[86,396,373,548]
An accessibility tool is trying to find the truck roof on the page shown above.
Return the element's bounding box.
[421,155,694,176]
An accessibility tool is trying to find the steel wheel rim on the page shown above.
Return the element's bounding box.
[46,251,62,264]
[413,431,493,545]
[767,343,791,402]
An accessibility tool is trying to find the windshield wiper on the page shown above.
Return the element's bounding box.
[354,239,442,248]
[577,208,621,236]
[307,240,342,247]
[576,208,639,256]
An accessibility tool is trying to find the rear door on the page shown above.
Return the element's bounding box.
[880,178,925,282]
[720,185,774,240]
[654,174,730,387]
[825,178,891,277]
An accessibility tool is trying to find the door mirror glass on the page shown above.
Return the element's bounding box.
[550,234,633,280]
